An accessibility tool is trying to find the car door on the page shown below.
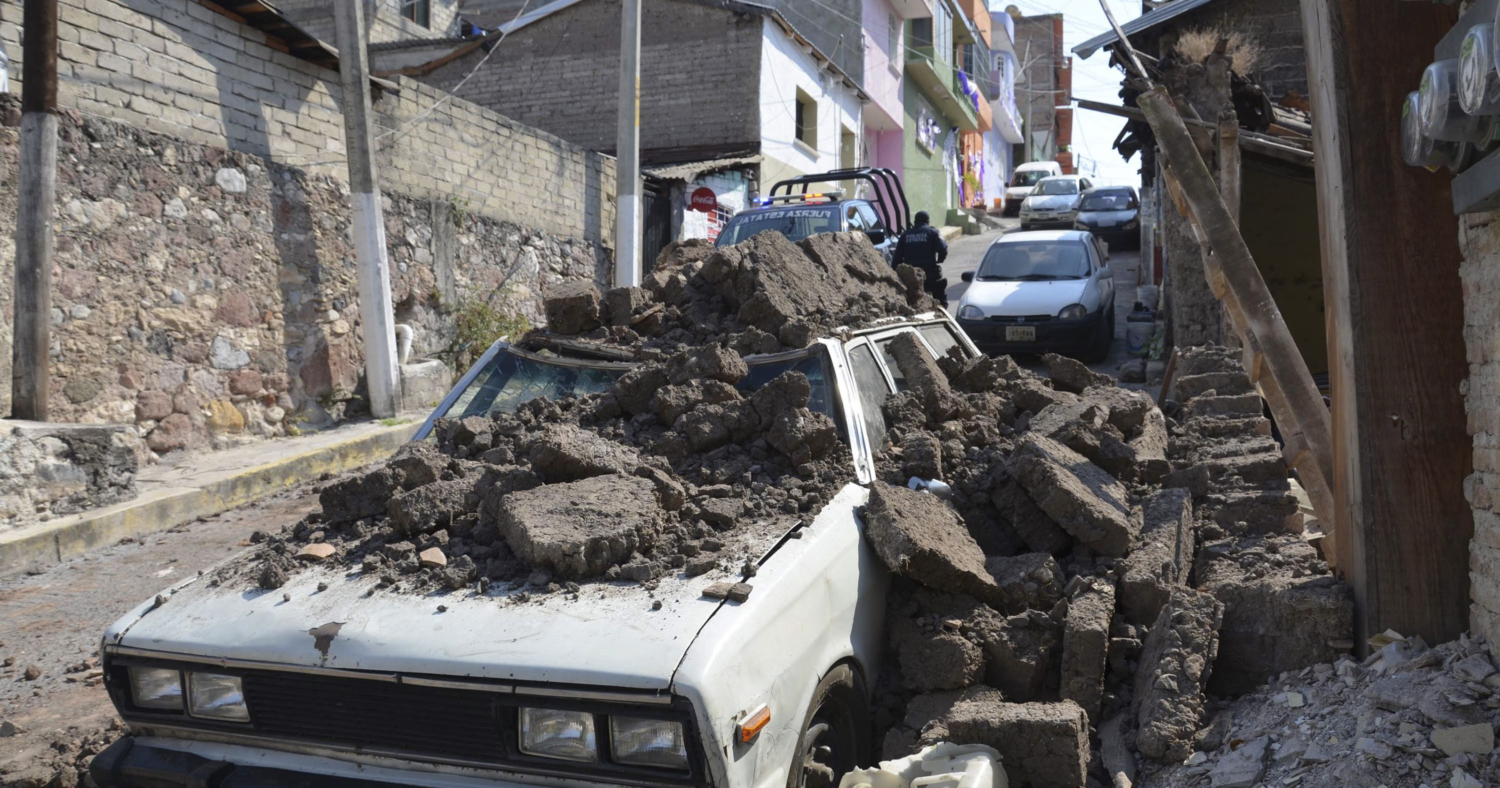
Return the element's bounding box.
[1089,233,1114,311]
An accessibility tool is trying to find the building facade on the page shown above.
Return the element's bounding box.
[278,0,465,44]
[861,0,932,183]
[983,7,1024,209]
[900,0,994,227]
[413,0,865,246]
[1012,10,1072,173]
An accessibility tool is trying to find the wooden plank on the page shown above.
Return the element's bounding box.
[1301,0,1472,651]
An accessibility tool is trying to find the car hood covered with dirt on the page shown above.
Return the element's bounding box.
[104,554,762,690]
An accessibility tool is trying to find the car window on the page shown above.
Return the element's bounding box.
[856,203,883,230]
[716,206,840,246]
[873,336,914,392]
[919,324,962,362]
[976,240,1091,281]
[1035,179,1079,196]
[1080,192,1132,211]
[442,349,627,421]
[846,205,867,231]
[846,344,892,451]
[1013,170,1049,187]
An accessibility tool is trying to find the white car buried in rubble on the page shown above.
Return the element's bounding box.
[90,315,981,788]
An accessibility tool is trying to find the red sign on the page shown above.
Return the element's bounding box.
[689,187,717,213]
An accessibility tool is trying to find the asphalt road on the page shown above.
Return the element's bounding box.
[939,219,1146,379]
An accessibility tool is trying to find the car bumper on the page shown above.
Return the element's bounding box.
[90,737,581,788]
[1080,224,1139,244]
[957,311,1102,356]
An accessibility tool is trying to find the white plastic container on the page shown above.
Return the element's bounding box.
[1126,313,1155,356]
[840,743,1007,788]
[1420,59,1492,143]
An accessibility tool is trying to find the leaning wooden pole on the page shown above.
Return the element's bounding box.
[11,0,59,420]
[1136,86,1339,534]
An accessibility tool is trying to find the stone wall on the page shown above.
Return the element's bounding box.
[0,0,616,244]
[0,420,137,530]
[0,100,604,456]
[420,0,763,159]
[1461,212,1500,644]
[0,0,615,456]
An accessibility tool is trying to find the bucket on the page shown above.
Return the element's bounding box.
[1126,303,1155,356]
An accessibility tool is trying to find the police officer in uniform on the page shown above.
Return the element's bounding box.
[892,211,950,306]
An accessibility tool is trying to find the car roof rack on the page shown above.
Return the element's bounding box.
[767,168,912,234]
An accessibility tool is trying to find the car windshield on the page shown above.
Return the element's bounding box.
[440,348,630,421]
[1012,170,1049,187]
[976,241,1091,281]
[439,345,844,438]
[716,206,840,246]
[1035,179,1079,196]
[1081,192,1133,211]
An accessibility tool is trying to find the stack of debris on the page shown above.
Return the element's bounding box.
[868,346,1353,788]
[1139,632,1500,788]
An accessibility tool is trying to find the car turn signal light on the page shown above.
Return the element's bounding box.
[737,705,771,744]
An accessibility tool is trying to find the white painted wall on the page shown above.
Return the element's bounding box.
[758,17,865,191]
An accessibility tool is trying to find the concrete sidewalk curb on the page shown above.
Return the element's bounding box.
[0,422,418,577]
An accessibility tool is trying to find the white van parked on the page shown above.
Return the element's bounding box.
[1002,161,1064,216]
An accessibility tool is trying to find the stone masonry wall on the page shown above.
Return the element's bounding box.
[1461,212,1500,644]
[0,99,602,459]
[0,420,138,529]
[0,0,616,456]
[0,0,616,244]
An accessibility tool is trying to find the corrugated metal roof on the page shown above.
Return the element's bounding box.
[1072,0,1219,59]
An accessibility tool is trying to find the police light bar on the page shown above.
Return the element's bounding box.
[761,190,845,205]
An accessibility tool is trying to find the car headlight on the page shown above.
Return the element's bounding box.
[1059,304,1089,320]
[188,672,249,722]
[612,717,689,770]
[129,666,183,710]
[958,305,985,320]
[521,708,598,762]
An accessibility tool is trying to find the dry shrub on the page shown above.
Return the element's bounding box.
[1174,26,1262,75]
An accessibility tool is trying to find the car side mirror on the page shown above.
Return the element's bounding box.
[961,272,975,283]
[1100,264,1114,278]
[866,229,887,245]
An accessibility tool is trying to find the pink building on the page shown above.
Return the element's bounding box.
[863,0,933,179]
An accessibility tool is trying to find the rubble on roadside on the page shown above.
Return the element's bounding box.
[1136,632,1500,788]
[870,345,1355,788]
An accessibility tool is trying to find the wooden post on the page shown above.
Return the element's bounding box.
[11,0,59,420]
[1300,0,1472,650]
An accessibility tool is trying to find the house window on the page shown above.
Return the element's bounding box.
[887,12,899,65]
[841,127,857,170]
[795,89,818,149]
[401,0,430,28]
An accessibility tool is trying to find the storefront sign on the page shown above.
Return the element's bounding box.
[690,187,717,213]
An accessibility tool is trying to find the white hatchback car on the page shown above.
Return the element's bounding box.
[955,230,1116,361]
[1019,175,1093,231]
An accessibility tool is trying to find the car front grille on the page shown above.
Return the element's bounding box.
[987,315,1054,323]
[244,672,503,761]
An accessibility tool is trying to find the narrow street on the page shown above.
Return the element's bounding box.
[942,221,1146,379]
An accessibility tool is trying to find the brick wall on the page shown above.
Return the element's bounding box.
[277,0,464,44]
[1461,213,1500,644]
[0,0,615,244]
[1013,13,1061,159]
[1146,0,1308,100]
[421,0,762,160]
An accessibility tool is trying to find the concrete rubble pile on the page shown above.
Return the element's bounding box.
[1137,632,1500,788]
[868,346,1355,788]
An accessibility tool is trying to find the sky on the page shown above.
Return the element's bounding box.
[1007,0,1144,187]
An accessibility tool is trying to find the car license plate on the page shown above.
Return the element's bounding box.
[1006,326,1036,342]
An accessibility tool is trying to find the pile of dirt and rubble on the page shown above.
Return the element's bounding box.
[1139,632,1500,788]
[528,230,940,357]
[228,230,936,598]
[863,345,1357,788]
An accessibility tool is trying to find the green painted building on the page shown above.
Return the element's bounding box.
[902,0,982,227]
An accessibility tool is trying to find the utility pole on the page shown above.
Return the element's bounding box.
[12,0,59,421]
[1022,39,1033,161]
[614,0,642,287]
[333,1,398,418]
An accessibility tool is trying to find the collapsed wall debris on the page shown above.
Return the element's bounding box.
[873,344,1354,787]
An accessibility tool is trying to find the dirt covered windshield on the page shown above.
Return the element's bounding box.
[441,345,841,430]
[715,206,840,246]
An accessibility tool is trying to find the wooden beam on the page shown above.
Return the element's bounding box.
[1139,86,1340,546]
[1301,0,1471,651]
